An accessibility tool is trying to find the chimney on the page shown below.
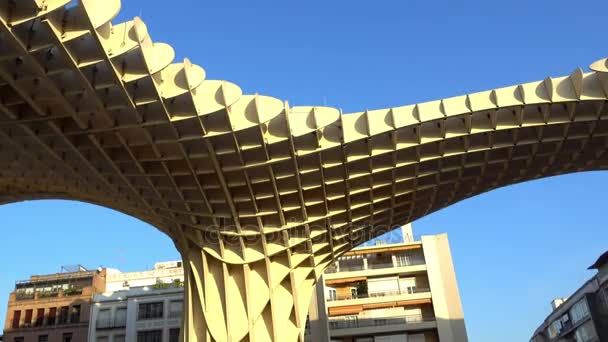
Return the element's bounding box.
[401,224,414,243]
[551,298,567,310]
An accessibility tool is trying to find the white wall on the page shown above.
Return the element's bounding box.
[90,287,183,342]
[105,267,184,292]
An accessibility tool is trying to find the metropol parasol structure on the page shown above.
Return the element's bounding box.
[1,0,607,341]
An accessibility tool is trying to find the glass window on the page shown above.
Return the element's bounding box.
[48,308,57,325]
[138,302,164,320]
[24,309,33,326]
[137,330,162,342]
[38,336,48,342]
[12,310,21,329]
[575,320,596,342]
[70,305,81,323]
[169,328,180,342]
[97,309,111,329]
[115,307,127,327]
[570,299,590,324]
[62,332,73,342]
[96,337,108,342]
[169,300,183,318]
[59,306,69,324]
[327,288,337,301]
[14,338,24,342]
[35,308,45,327]
[547,319,562,338]
[114,335,126,342]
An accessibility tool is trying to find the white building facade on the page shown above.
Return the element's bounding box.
[89,262,185,342]
[306,225,469,342]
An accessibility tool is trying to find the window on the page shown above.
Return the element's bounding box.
[137,330,162,342]
[39,335,49,342]
[571,299,590,324]
[59,306,69,324]
[138,302,163,320]
[48,307,57,325]
[70,305,81,323]
[12,310,21,328]
[547,319,563,338]
[62,332,73,342]
[114,335,125,342]
[24,309,33,326]
[575,320,596,342]
[36,308,45,326]
[97,308,111,329]
[327,288,337,301]
[96,337,108,342]
[169,328,180,342]
[169,300,183,318]
[14,337,24,342]
[395,251,424,266]
[115,307,127,327]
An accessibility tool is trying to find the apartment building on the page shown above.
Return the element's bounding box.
[88,261,185,342]
[2,266,107,342]
[306,225,468,342]
[530,251,608,342]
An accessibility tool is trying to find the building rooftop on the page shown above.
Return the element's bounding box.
[588,250,608,270]
[15,266,98,287]
[531,250,608,339]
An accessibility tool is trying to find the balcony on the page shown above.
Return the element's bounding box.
[15,292,35,300]
[63,287,83,296]
[394,258,425,268]
[37,291,60,299]
[325,258,426,276]
[366,262,394,270]
[328,314,437,337]
[328,288,431,302]
[330,314,435,330]
[369,287,430,298]
[96,319,127,330]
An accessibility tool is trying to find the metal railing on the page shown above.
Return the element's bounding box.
[328,287,430,301]
[368,287,430,298]
[96,319,126,330]
[168,311,183,319]
[338,265,365,272]
[15,292,35,300]
[324,257,425,274]
[366,262,394,270]
[394,258,425,267]
[329,314,435,330]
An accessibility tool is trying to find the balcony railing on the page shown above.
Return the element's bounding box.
[63,287,83,296]
[15,292,35,300]
[38,291,60,299]
[329,314,435,330]
[325,258,425,274]
[328,287,430,301]
[366,262,394,270]
[96,319,127,330]
[368,287,430,298]
[168,311,183,319]
[394,258,425,267]
[338,265,365,272]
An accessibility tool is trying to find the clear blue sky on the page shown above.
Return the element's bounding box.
[1,1,607,341]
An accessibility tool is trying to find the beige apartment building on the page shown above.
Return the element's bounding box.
[2,266,107,342]
[306,225,468,342]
